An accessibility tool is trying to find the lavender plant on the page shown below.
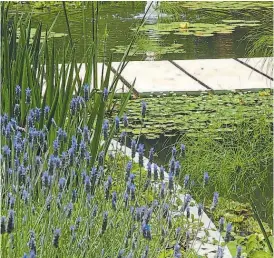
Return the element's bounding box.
[1,94,238,257]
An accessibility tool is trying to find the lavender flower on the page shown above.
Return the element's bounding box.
[141,101,147,118]
[198,204,203,217]
[83,84,89,102]
[183,174,190,188]
[98,151,104,166]
[204,172,209,185]
[85,176,91,193]
[124,193,129,208]
[219,217,225,232]
[9,196,15,209]
[160,182,165,199]
[153,163,158,181]
[42,172,51,188]
[103,88,108,101]
[138,144,145,167]
[163,203,169,218]
[53,139,59,156]
[7,210,15,233]
[22,189,29,204]
[142,223,151,240]
[174,243,182,258]
[66,202,73,218]
[168,173,174,191]
[216,246,224,258]
[15,85,21,99]
[236,245,242,258]
[175,161,180,177]
[123,114,128,127]
[148,148,154,163]
[101,212,108,234]
[169,158,175,174]
[225,223,232,242]
[28,230,36,254]
[25,88,31,104]
[182,194,191,212]
[115,116,120,132]
[44,106,50,119]
[210,192,219,211]
[131,139,136,159]
[126,161,132,178]
[53,229,61,248]
[117,249,125,258]
[2,145,11,157]
[72,190,77,203]
[79,140,86,158]
[171,146,176,158]
[130,184,136,201]
[143,179,150,192]
[112,192,117,210]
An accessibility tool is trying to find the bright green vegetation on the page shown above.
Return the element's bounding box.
[135,20,261,37]
[177,1,273,10]
[122,90,272,140]
[177,112,273,219]
[111,39,185,58]
[207,198,273,257]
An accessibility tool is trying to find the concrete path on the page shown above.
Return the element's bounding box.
[112,61,207,94]
[237,57,273,79]
[110,57,273,95]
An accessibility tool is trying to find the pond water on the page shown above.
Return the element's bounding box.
[13,1,273,62]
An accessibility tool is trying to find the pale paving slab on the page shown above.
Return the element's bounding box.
[173,58,273,91]
[112,61,208,93]
[238,57,273,78]
[109,139,232,258]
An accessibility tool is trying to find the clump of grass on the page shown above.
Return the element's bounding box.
[177,113,273,224]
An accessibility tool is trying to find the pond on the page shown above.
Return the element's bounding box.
[11,1,273,62]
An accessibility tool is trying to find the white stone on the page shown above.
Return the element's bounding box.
[112,61,208,93]
[173,58,273,91]
[238,57,273,78]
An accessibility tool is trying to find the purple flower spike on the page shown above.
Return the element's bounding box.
[141,101,147,118]
[83,84,89,102]
[148,148,154,163]
[131,139,136,159]
[211,192,219,211]
[25,88,31,104]
[123,114,128,127]
[103,88,108,101]
[115,116,120,132]
[138,144,145,167]
[204,172,209,185]
[53,229,61,248]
